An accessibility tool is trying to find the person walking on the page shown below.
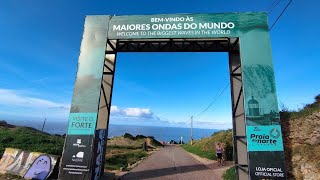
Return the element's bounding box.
[216,142,223,166]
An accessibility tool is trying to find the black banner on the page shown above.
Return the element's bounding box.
[59,135,94,180]
[249,152,286,180]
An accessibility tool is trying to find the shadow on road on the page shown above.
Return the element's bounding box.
[121,163,229,180]
[206,161,234,170]
[121,164,207,179]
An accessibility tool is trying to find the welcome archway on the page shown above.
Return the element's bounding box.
[58,12,286,180]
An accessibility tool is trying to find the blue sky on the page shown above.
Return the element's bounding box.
[0,0,319,130]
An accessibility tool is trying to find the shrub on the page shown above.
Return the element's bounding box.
[135,135,146,139]
[223,166,236,180]
[123,133,134,140]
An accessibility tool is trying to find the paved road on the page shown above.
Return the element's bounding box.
[121,145,222,180]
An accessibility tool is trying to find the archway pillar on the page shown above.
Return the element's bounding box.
[58,15,112,180]
[228,42,248,179]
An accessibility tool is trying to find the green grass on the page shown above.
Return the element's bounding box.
[182,143,216,160]
[223,166,236,180]
[107,145,142,150]
[289,105,320,119]
[182,129,233,161]
[0,127,64,157]
[105,135,162,171]
[280,94,320,120]
[105,149,147,171]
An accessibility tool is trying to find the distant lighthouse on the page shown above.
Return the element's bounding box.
[248,96,260,116]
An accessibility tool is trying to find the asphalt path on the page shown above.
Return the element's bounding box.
[121,145,222,180]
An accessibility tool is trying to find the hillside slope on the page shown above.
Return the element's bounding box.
[182,129,233,161]
[281,95,320,180]
[106,133,163,171]
[0,121,64,157]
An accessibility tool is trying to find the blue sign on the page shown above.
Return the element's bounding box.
[247,125,284,151]
[67,113,97,135]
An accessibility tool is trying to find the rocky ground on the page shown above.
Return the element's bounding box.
[282,111,320,180]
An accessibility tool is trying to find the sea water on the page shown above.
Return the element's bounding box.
[6,120,218,142]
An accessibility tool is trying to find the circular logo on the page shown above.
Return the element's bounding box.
[270,128,280,139]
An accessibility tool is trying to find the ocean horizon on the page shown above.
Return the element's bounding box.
[5,119,220,142]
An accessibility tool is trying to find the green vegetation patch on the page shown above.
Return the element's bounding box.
[0,127,64,157]
[182,143,216,160]
[105,149,147,171]
[107,145,142,150]
[149,138,163,147]
[223,166,236,180]
[105,134,162,171]
[108,134,149,147]
[182,129,233,160]
[280,94,320,120]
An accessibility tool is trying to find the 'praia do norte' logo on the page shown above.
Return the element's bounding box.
[270,128,280,139]
[250,127,281,145]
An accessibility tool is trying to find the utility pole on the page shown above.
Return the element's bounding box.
[42,118,46,132]
[190,116,193,145]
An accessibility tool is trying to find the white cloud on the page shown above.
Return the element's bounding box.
[0,88,70,121]
[110,106,120,113]
[123,108,152,117]
[0,89,69,109]
[110,106,155,119]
